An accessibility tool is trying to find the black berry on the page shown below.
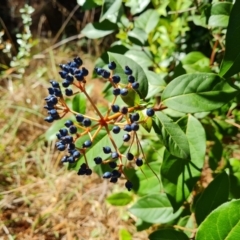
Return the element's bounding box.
[146,108,155,117]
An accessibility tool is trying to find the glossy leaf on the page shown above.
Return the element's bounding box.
[129,193,180,224]
[135,9,159,33]
[154,112,190,159]
[108,52,148,98]
[208,2,232,28]
[162,73,237,113]
[181,51,211,73]
[125,0,150,15]
[106,192,132,206]
[125,50,152,69]
[196,200,240,240]
[72,93,86,114]
[229,158,240,198]
[121,88,140,106]
[128,28,148,46]
[81,20,117,39]
[161,150,189,211]
[195,171,229,225]
[100,0,122,23]
[149,229,189,240]
[145,71,167,99]
[186,115,206,169]
[219,0,240,77]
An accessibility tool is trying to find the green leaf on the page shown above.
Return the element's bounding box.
[196,200,240,240]
[81,20,117,39]
[108,52,148,98]
[208,2,232,28]
[161,150,189,211]
[100,0,122,23]
[121,87,140,106]
[129,193,180,224]
[162,73,237,113]
[229,158,240,198]
[106,192,133,206]
[219,0,240,77]
[72,93,86,114]
[145,71,167,99]
[181,52,211,73]
[186,115,206,169]
[119,229,132,240]
[154,112,190,159]
[128,28,148,46]
[132,162,161,195]
[125,0,150,15]
[125,50,152,69]
[195,171,229,225]
[149,229,189,240]
[135,9,159,33]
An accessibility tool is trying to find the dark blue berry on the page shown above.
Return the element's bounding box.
[132,82,139,89]
[66,75,74,83]
[64,135,73,144]
[65,88,73,96]
[112,170,121,178]
[61,156,68,163]
[68,143,75,150]
[128,75,135,83]
[49,96,58,105]
[59,128,68,136]
[94,156,102,164]
[83,140,92,148]
[76,114,84,122]
[69,125,77,134]
[124,124,132,132]
[86,168,92,175]
[131,122,139,131]
[82,118,91,127]
[112,126,121,134]
[108,61,116,70]
[127,152,134,160]
[57,144,66,151]
[62,80,70,88]
[56,133,62,139]
[78,168,86,175]
[136,158,143,166]
[44,116,54,123]
[65,120,73,128]
[54,88,62,97]
[103,146,111,154]
[101,70,110,79]
[121,107,128,114]
[124,66,132,75]
[69,61,78,68]
[110,177,118,183]
[112,75,120,83]
[120,88,128,96]
[50,80,60,88]
[74,57,83,67]
[80,163,87,169]
[48,87,54,94]
[131,112,140,122]
[123,134,131,142]
[111,104,119,113]
[75,72,84,81]
[111,152,119,159]
[125,180,133,191]
[48,109,58,116]
[146,108,155,117]
[113,88,121,96]
[72,150,80,159]
[59,71,68,79]
[95,67,103,75]
[109,161,117,169]
[68,156,75,163]
[82,67,89,76]
[103,172,112,179]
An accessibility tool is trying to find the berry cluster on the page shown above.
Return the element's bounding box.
[44,57,156,191]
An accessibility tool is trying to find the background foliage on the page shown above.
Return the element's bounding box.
[1,0,240,239]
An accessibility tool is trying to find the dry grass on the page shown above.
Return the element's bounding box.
[0,47,148,240]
